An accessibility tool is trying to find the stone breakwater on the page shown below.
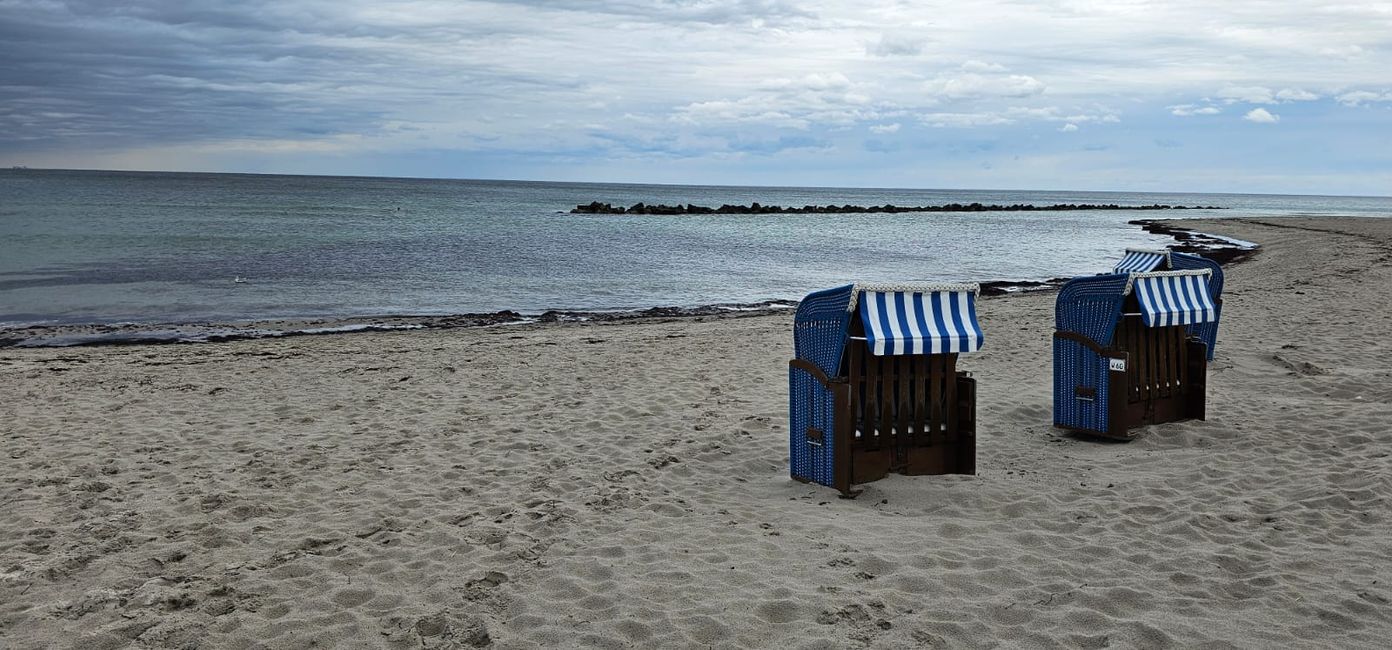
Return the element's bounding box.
[571,201,1225,215]
[1130,219,1259,266]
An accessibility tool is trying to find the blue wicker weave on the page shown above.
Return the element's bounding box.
[789,284,856,488]
[1170,252,1223,360]
[1055,273,1129,346]
[1053,274,1129,433]
[793,284,857,377]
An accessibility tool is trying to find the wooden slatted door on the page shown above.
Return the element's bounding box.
[1113,313,1192,427]
[844,343,971,483]
[903,354,967,476]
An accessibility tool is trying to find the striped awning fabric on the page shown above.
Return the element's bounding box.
[1114,248,1170,274]
[856,284,984,355]
[1129,270,1216,327]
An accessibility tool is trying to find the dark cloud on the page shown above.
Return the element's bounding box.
[0,0,566,151]
[2,0,808,153]
[9,2,829,165]
[866,34,926,57]
[0,2,378,150]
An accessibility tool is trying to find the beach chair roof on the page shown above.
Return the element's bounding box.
[1114,248,1172,274]
[793,282,985,378]
[849,283,984,356]
[1124,269,1217,327]
[1056,250,1225,359]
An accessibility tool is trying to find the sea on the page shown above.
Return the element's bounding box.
[2,169,1390,341]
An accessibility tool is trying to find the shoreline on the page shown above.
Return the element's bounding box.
[0,220,1255,349]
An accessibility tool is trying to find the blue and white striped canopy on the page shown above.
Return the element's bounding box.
[1130,271,1216,327]
[1114,248,1170,274]
[855,284,984,356]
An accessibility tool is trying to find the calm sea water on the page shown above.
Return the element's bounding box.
[2,169,1390,327]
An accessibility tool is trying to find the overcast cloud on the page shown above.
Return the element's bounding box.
[2,0,1390,193]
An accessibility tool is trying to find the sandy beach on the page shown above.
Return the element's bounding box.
[2,216,1390,648]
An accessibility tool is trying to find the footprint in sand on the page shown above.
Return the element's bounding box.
[1268,353,1329,376]
[331,588,375,608]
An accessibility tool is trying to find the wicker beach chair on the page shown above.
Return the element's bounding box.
[789,283,984,496]
[1111,248,1224,360]
[1054,251,1222,439]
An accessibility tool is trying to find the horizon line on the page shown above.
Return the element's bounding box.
[4,166,1391,201]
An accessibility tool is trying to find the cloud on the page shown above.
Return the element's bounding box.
[672,72,884,132]
[866,33,926,57]
[1009,106,1119,124]
[1318,44,1366,59]
[1243,108,1280,123]
[758,73,852,92]
[1170,104,1222,116]
[1218,86,1276,104]
[927,73,1045,99]
[918,112,1014,128]
[1216,86,1321,106]
[727,134,830,154]
[960,60,1007,73]
[918,106,1102,129]
[1058,123,1078,132]
[675,98,811,129]
[869,123,900,134]
[1337,90,1392,106]
[1275,88,1319,101]
[913,104,1117,130]
[496,0,817,26]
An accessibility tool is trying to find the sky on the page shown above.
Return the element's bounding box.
[2,0,1391,195]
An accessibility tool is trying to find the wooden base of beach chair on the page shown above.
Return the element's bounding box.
[1056,320,1207,440]
[844,345,977,489]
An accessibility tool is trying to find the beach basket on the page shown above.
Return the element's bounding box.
[1053,249,1224,439]
[789,283,984,496]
